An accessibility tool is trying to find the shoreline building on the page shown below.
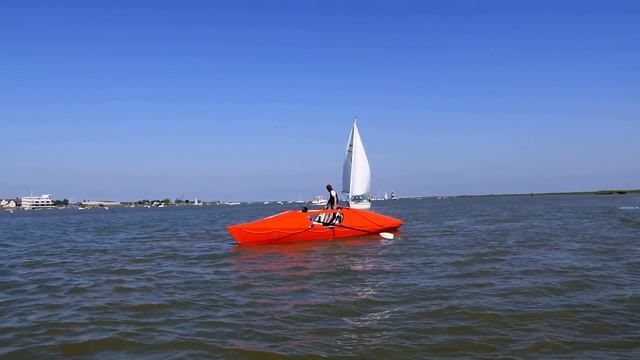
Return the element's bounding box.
[21,194,54,209]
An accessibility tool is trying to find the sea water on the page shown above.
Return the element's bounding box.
[1,195,639,358]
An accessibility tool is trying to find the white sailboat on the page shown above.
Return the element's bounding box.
[342,118,371,209]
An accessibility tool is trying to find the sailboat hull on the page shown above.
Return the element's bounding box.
[228,208,402,245]
[348,201,371,209]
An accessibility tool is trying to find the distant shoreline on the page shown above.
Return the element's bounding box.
[455,189,640,198]
[3,189,639,209]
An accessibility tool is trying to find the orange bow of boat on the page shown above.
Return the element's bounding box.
[227,208,403,245]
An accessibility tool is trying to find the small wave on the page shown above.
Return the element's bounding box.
[113,285,154,294]
[425,339,499,354]
[430,230,456,237]
[619,206,639,210]
[619,217,640,229]
[58,337,145,356]
[65,286,88,295]
[124,300,190,313]
[520,339,571,353]
[77,267,146,276]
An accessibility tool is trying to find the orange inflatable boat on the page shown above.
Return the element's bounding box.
[227,208,403,245]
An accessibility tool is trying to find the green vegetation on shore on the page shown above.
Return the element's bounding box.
[457,189,640,198]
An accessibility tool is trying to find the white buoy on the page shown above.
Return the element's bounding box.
[380,232,394,240]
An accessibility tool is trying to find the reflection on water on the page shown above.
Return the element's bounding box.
[1,196,640,358]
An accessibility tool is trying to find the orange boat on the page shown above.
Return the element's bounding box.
[227,208,403,245]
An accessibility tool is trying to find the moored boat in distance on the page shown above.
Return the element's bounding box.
[311,196,327,206]
[227,207,402,245]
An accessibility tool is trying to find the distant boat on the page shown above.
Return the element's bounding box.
[390,192,397,200]
[311,196,327,206]
[193,197,203,206]
[343,118,371,209]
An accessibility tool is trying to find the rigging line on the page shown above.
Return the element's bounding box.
[346,208,387,228]
[241,225,315,242]
[331,223,386,235]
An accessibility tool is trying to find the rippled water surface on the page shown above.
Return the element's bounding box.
[2,196,640,359]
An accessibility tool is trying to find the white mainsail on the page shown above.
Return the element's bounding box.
[342,118,371,209]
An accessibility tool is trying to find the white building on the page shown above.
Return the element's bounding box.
[21,194,54,209]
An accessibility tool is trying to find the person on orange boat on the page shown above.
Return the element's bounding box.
[322,184,340,225]
[325,184,339,210]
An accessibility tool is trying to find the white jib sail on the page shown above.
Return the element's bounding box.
[342,119,371,203]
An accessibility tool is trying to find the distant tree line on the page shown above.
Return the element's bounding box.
[129,199,174,205]
[53,199,69,206]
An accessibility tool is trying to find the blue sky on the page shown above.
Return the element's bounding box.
[1,1,639,201]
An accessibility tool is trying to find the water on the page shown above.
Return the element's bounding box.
[1,195,640,359]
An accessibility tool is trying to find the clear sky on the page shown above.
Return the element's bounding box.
[1,0,639,201]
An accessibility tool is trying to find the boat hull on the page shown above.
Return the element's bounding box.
[227,208,402,245]
[348,200,371,209]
